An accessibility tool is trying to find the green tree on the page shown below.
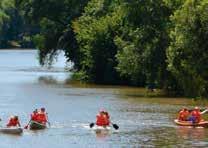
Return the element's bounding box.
[115,0,172,87]
[20,0,89,65]
[167,0,208,97]
[73,0,126,83]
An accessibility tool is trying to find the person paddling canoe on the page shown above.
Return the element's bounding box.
[7,116,21,127]
[178,107,190,121]
[36,107,48,124]
[31,109,38,121]
[188,107,208,123]
[96,109,110,126]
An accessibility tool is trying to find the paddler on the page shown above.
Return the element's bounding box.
[36,107,48,124]
[7,116,21,127]
[96,109,110,126]
[31,109,38,121]
[178,107,190,121]
[189,106,208,123]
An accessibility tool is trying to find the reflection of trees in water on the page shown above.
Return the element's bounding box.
[38,76,59,84]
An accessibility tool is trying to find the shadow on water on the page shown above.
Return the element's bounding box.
[38,76,59,85]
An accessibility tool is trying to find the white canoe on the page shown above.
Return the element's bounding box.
[0,127,23,134]
[92,125,111,133]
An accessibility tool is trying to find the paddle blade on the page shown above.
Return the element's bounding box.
[24,125,28,129]
[112,124,119,130]
[89,123,94,128]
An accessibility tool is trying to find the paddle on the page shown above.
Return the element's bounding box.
[46,113,51,127]
[111,123,119,130]
[89,123,95,128]
[89,122,119,130]
[24,120,31,129]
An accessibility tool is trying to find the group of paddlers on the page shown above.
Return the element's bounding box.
[5,108,110,128]
[6,107,48,128]
[178,106,208,123]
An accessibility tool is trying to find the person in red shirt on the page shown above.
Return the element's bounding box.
[7,116,21,127]
[96,110,110,126]
[36,108,47,124]
[190,107,208,123]
[178,108,190,121]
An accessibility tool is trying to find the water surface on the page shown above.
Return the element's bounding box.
[0,50,208,148]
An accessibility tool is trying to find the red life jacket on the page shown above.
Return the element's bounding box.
[178,110,189,121]
[96,114,110,126]
[191,110,201,122]
[31,113,38,121]
[7,118,19,127]
[36,112,47,123]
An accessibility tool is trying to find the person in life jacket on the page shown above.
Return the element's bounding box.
[96,109,110,126]
[178,107,190,121]
[7,116,21,127]
[31,109,38,121]
[189,106,208,123]
[36,108,47,124]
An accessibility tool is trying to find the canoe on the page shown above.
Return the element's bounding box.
[92,125,111,133]
[0,127,23,134]
[174,119,208,127]
[29,121,46,130]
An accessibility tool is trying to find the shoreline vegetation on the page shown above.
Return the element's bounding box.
[1,0,208,99]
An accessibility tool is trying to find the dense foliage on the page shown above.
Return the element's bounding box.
[1,0,208,98]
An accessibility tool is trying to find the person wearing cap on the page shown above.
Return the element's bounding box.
[7,116,21,127]
[190,107,208,123]
[178,107,189,121]
[96,109,110,126]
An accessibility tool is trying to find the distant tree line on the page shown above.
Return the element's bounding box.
[1,0,208,98]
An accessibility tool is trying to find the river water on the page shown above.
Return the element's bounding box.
[0,50,208,148]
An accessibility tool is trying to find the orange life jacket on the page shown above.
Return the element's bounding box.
[31,113,38,121]
[36,112,47,123]
[178,110,189,121]
[191,110,201,122]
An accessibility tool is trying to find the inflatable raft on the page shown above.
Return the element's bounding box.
[0,127,23,134]
[174,119,208,127]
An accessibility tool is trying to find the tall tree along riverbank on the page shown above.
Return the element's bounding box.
[1,0,208,98]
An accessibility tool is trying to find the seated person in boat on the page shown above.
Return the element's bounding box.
[96,109,110,126]
[7,116,21,127]
[189,106,208,123]
[31,109,38,121]
[178,107,190,121]
[36,108,47,124]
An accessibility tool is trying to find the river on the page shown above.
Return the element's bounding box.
[0,50,208,148]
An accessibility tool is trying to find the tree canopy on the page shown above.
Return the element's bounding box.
[1,0,208,98]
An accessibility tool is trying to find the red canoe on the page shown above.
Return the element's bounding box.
[174,119,208,127]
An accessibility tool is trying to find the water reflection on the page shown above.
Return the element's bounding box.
[176,126,206,140]
[38,76,59,85]
[0,50,208,147]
